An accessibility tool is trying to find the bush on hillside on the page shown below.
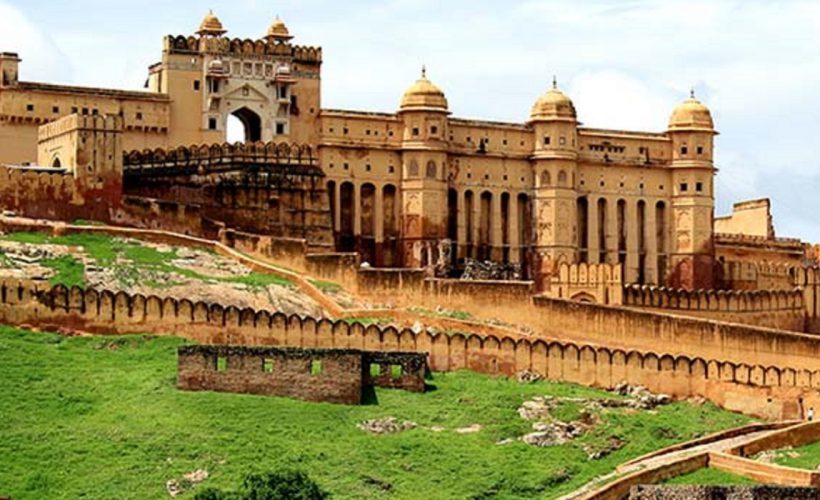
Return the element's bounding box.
[194,470,328,500]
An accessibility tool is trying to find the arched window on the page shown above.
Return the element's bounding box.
[425,160,437,179]
[558,170,567,187]
[407,160,419,177]
[540,170,551,187]
[51,157,62,168]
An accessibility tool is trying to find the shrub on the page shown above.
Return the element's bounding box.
[194,470,328,500]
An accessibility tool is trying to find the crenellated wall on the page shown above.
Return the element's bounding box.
[622,284,806,331]
[718,259,795,291]
[2,280,820,420]
[0,167,120,222]
[122,141,332,251]
[545,262,623,304]
[794,266,820,334]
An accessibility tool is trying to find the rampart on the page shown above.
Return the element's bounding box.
[545,262,623,304]
[164,35,322,64]
[2,280,820,419]
[122,141,332,250]
[123,141,317,171]
[177,345,426,404]
[0,167,120,222]
[719,260,795,291]
[622,284,805,332]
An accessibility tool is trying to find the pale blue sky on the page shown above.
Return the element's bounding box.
[2,0,819,242]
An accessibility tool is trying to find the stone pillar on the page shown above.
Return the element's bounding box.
[374,185,385,266]
[353,182,361,236]
[625,201,639,283]
[509,196,520,263]
[471,197,480,258]
[606,197,618,266]
[491,191,503,261]
[587,198,600,264]
[457,190,467,259]
[374,186,384,243]
[333,181,341,232]
[645,199,658,285]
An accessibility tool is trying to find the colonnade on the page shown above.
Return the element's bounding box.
[578,196,669,284]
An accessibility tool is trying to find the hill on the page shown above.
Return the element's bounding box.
[0,328,752,499]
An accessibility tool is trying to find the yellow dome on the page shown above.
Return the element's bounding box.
[530,79,576,122]
[198,10,226,36]
[400,67,448,112]
[267,17,293,40]
[669,91,715,132]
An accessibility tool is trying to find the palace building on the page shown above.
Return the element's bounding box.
[0,11,718,289]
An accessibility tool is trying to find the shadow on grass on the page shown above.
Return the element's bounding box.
[362,386,379,405]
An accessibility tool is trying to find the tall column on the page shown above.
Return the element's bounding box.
[625,201,639,283]
[374,186,384,243]
[333,182,341,231]
[606,197,618,266]
[645,198,658,285]
[353,182,361,236]
[509,195,520,263]
[587,198,600,264]
[471,197,481,257]
[457,191,467,259]
[491,192,503,261]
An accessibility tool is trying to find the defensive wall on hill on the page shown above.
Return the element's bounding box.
[622,284,806,332]
[1,279,819,420]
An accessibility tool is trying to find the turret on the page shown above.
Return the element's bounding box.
[528,78,580,288]
[0,52,20,88]
[397,67,450,267]
[266,16,294,43]
[197,10,227,37]
[666,89,718,289]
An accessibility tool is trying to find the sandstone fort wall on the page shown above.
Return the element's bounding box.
[3,280,819,419]
[622,284,805,332]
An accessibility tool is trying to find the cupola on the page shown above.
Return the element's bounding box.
[266,16,293,41]
[197,10,226,36]
[530,77,576,122]
[399,67,449,112]
[668,90,715,133]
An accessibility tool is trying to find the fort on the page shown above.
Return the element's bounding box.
[0,10,819,497]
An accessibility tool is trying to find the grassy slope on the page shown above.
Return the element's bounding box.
[0,232,291,289]
[663,467,757,486]
[0,328,753,500]
[773,440,820,470]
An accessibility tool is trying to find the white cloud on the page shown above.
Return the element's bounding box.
[0,2,72,82]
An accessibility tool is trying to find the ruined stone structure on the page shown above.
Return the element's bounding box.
[177,345,426,404]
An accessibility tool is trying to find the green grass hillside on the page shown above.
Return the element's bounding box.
[0,328,752,499]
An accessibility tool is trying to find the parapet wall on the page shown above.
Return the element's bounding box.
[3,280,820,420]
[794,266,820,334]
[123,141,317,171]
[0,166,120,222]
[719,260,796,291]
[546,262,623,304]
[622,284,805,331]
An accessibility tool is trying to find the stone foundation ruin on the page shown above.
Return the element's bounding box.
[177,345,427,404]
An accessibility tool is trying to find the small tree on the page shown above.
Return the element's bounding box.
[194,470,328,500]
[242,470,328,500]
